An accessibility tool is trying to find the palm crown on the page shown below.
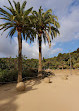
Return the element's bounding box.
[32,6,60,46]
[0,0,35,40]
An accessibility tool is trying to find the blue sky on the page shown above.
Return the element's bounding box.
[0,0,79,59]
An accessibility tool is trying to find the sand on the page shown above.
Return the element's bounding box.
[0,69,79,111]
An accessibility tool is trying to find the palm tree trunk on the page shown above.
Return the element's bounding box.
[18,31,22,82]
[38,36,42,76]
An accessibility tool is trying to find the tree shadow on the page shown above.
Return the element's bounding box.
[0,83,17,111]
[0,71,55,111]
[0,96,17,111]
[0,78,42,111]
[24,78,41,92]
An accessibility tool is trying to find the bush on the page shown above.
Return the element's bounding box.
[0,68,38,83]
[22,68,38,79]
[0,69,18,83]
[0,68,55,83]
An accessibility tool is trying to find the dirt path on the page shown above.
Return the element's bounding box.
[0,70,79,111]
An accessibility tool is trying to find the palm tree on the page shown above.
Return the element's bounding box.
[0,0,34,82]
[32,7,60,76]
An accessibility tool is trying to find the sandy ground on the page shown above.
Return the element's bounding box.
[0,69,79,111]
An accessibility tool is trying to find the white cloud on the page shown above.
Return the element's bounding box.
[0,0,79,58]
[22,38,62,59]
[0,34,62,58]
[54,5,79,42]
[0,0,73,16]
[0,35,18,57]
[74,33,79,39]
[44,0,73,17]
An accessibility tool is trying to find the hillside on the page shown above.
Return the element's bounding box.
[0,48,79,70]
[43,48,79,69]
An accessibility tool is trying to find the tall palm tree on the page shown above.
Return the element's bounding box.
[32,7,60,76]
[0,0,34,82]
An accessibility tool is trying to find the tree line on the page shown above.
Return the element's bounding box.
[0,48,79,70]
[0,48,79,83]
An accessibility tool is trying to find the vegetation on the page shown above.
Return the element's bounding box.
[0,48,79,83]
[32,7,60,76]
[42,48,79,69]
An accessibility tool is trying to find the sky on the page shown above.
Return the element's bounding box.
[0,0,79,59]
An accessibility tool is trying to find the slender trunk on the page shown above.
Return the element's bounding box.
[18,31,22,82]
[38,36,42,76]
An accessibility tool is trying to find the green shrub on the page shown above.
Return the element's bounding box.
[0,68,38,83]
[0,69,18,83]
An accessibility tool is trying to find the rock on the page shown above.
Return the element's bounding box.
[62,75,68,80]
[16,82,25,91]
[44,77,50,83]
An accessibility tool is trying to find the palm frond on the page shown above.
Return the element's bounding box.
[0,7,11,17]
[43,32,46,44]
[51,26,60,35]
[16,2,20,14]
[52,15,58,21]
[4,6,15,16]
[55,22,60,28]
[0,22,14,27]
[0,13,9,18]
[8,27,16,38]
[13,1,17,10]
[21,1,27,12]
[0,17,11,21]
[39,6,43,15]
[45,31,51,48]
[24,7,33,17]
[22,31,25,39]
[1,25,13,35]
[32,11,38,17]
[8,0,14,9]
[43,9,52,17]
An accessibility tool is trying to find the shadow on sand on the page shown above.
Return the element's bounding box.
[0,78,42,111]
